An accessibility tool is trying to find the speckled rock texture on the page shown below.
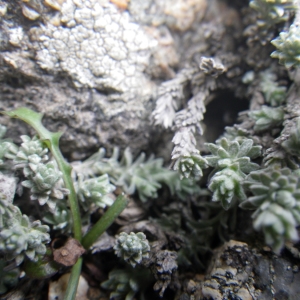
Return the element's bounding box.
[31,0,158,93]
[0,0,206,159]
[199,240,257,300]
[183,240,300,300]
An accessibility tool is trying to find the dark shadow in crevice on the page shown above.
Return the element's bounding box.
[203,89,249,143]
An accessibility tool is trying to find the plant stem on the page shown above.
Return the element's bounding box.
[1,108,82,241]
[63,258,83,300]
[52,146,82,241]
[82,194,128,249]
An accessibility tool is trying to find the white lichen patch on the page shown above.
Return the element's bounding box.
[8,27,24,47]
[30,0,158,96]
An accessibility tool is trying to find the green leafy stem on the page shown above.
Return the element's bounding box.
[1,108,128,299]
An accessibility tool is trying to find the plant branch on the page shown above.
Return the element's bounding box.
[63,258,83,300]
[82,194,128,249]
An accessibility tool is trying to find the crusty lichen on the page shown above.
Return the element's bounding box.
[30,0,158,96]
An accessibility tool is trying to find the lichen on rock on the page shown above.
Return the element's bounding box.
[0,0,207,158]
[31,0,158,96]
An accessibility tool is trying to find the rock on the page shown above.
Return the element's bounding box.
[199,240,256,300]
[0,0,207,159]
[48,273,89,300]
[187,240,300,300]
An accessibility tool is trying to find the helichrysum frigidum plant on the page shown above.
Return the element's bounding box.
[9,135,70,210]
[22,161,69,210]
[0,125,17,169]
[0,172,44,270]
[13,135,48,170]
[250,0,296,29]
[42,203,73,232]
[271,24,300,68]
[219,126,250,144]
[75,174,115,211]
[101,267,153,300]
[0,199,50,265]
[207,167,247,210]
[260,70,287,106]
[282,117,300,157]
[170,89,209,180]
[241,167,300,253]
[72,147,200,202]
[114,232,150,267]
[249,105,284,132]
[171,128,208,179]
[205,138,261,209]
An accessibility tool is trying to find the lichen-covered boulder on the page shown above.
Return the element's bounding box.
[0,0,206,159]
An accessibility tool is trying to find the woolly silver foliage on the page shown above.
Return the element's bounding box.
[22,161,69,210]
[271,24,300,68]
[249,105,284,132]
[260,70,287,106]
[0,203,50,265]
[205,138,261,209]
[242,167,300,253]
[72,147,199,202]
[250,0,296,28]
[76,174,115,211]
[114,232,150,267]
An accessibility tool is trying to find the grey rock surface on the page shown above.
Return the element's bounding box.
[0,0,262,162]
[186,240,300,300]
[0,0,206,159]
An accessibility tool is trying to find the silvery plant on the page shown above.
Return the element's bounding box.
[150,0,300,256]
[0,108,196,297]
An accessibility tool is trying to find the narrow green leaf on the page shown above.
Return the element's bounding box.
[82,194,128,250]
[63,258,83,300]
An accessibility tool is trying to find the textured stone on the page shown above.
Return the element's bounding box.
[0,0,207,158]
[187,240,300,300]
